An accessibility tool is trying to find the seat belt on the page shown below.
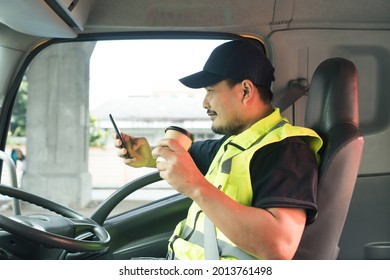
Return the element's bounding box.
[204,215,220,259]
[275,78,309,112]
[203,121,287,260]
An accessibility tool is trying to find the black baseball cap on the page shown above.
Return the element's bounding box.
[179,39,275,89]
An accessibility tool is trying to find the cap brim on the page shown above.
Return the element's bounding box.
[179,71,225,89]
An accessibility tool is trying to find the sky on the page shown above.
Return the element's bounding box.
[89,39,227,110]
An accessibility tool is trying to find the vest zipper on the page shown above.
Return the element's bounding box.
[183,210,203,240]
[168,236,178,259]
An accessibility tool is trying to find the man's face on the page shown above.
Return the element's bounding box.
[203,80,246,135]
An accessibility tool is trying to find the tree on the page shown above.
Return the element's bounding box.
[9,76,28,137]
[89,114,106,147]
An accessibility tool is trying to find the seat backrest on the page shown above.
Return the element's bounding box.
[293,58,364,259]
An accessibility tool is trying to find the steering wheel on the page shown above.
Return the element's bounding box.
[0,184,110,253]
[91,171,162,225]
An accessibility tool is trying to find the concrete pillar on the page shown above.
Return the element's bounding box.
[22,42,96,209]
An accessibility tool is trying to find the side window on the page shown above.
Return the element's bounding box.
[2,39,227,216]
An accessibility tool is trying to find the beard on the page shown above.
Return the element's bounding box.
[211,119,246,136]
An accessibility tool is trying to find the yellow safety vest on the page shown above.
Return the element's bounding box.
[167,109,323,260]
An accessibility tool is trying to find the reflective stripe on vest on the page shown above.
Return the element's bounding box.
[167,108,323,260]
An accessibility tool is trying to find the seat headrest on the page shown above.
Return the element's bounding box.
[305,58,359,135]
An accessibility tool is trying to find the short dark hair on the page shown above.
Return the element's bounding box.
[225,78,273,104]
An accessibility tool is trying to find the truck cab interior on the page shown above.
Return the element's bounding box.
[0,0,389,260]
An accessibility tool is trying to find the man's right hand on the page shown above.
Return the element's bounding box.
[113,133,156,168]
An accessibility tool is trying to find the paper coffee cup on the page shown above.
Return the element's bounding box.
[164,126,194,150]
[156,126,194,162]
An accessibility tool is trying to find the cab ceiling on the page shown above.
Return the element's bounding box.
[86,0,390,35]
[0,0,389,39]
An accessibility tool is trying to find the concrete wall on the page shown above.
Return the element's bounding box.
[22,42,96,208]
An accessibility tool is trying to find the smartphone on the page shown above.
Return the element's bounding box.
[109,114,132,158]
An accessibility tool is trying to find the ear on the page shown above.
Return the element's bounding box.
[241,80,255,102]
